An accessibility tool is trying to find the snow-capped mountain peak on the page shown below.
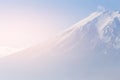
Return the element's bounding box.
[54,10,120,55]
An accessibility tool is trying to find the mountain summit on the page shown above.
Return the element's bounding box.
[53,10,120,55]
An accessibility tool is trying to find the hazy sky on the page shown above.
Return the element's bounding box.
[0,0,120,49]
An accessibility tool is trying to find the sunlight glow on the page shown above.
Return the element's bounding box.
[0,9,57,53]
[0,46,20,57]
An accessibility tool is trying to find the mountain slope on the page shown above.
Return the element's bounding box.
[0,10,120,80]
[53,10,120,54]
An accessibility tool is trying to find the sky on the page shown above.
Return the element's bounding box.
[0,0,120,52]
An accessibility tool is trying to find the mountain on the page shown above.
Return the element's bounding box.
[0,10,120,80]
[53,10,120,53]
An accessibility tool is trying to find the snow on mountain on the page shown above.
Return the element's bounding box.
[52,10,120,55]
[0,10,120,80]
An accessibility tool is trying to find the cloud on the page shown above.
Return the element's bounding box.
[97,5,106,12]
